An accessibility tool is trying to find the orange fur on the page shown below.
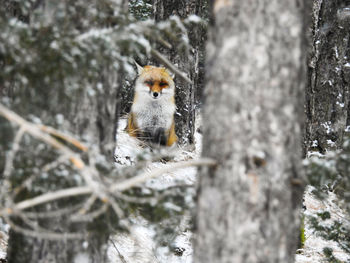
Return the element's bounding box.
[127,112,138,137]
[166,120,177,146]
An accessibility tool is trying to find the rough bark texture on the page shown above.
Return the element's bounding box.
[3,2,123,262]
[194,1,307,262]
[152,0,207,144]
[305,0,350,153]
[5,73,118,263]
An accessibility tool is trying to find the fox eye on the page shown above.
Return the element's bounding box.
[145,80,154,86]
[159,82,168,87]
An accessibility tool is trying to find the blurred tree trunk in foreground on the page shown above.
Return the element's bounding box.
[195,1,308,262]
[1,1,125,262]
[305,0,350,154]
[152,0,207,144]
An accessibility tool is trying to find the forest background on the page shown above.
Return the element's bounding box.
[1,0,350,263]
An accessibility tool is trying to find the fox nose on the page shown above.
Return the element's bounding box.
[153,92,159,98]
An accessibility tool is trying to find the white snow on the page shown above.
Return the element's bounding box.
[185,15,202,24]
[296,187,350,263]
[111,116,350,263]
[336,101,345,108]
[110,116,202,263]
[0,115,349,262]
[74,253,90,263]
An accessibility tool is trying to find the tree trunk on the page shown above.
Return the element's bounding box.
[5,70,119,263]
[152,0,207,144]
[194,1,307,262]
[305,0,350,153]
[2,1,126,262]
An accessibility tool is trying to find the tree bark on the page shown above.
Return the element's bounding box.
[152,0,207,144]
[2,1,125,262]
[305,0,350,153]
[194,1,307,262]
[5,72,117,262]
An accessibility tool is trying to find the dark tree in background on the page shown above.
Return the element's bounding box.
[304,1,350,261]
[152,0,207,144]
[305,0,350,154]
[195,1,308,262]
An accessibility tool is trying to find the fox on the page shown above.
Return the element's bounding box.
[126,63,177,146]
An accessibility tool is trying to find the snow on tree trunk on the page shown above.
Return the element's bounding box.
[305,0,350,153]
[5,65,118,263]
[194,1,307,262]
[152,0,205,144]
[3,1,126,262]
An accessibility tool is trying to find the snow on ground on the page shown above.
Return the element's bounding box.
[296,186,350,263]
[109,117,202,263]
[113,116,350,263]
[0,115,349,262]
[0,230,7,260]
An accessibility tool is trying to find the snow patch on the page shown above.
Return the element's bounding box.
[296,187,350,263]
[109,115,202,263]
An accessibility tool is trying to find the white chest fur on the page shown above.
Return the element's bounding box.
[132,96,175,132]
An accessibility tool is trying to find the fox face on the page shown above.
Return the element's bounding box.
[135,65,175,101]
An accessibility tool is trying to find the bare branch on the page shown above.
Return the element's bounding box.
[5,186,91,213]
[4,216,85,240]
[23,204,82,219]
[12,155,68,197]
[3,126,25,179]
[0,104,113,210]
[0,103,85,170]
[0,158,215,217]
[111,158,216,192]
[39,125,88,152]
[71,204,108,222]
[156,37,172,49]
[77,194,98,215]
[110,238,129,263]
[150,49,192,84]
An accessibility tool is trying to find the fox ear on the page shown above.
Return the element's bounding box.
[134,60,144,75]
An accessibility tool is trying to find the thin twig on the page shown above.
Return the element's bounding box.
[22,204,82,219]
[4,216,85,240]
[3,126,25,179]
[110,238,129,263]
[0,103,85,170]
[3,186,92,213]
[150,49,192,84]
[0,104,114,212]
[1,126,26,207]
[12,155,68,197]
[157,37,172,49]
[39,125,88,152]
[71,203,108,222]
[77,194,98,215]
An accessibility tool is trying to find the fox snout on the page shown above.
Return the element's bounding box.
[151,91,160,99]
